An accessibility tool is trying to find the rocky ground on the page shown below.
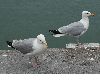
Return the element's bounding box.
[0,48,100,74]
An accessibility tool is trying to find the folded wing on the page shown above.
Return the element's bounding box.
[12,38,35,54]
[58,21,86,36]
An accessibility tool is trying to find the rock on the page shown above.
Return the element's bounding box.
[0,48,100,74]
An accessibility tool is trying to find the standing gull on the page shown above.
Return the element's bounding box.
[6,34,48,67]
[49,11,95,44]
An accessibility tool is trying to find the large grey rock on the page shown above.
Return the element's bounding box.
[66,43,100,48]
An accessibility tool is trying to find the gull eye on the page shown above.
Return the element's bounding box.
[40,40,42,41]
[86,13,89,14]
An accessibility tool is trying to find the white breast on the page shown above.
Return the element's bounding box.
[79,17,89,30]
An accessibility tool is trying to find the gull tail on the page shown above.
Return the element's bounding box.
[6,41,15,49]
[49,30,65,37]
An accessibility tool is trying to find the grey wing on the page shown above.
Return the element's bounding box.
[13,38,36,54]
[58,22,86,36]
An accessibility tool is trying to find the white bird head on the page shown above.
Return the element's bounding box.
[37,34,48,47]
[82,11,95,17]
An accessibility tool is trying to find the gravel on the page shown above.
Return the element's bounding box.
[0,48,100,74]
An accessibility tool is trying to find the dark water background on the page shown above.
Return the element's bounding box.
[0,0,100,49]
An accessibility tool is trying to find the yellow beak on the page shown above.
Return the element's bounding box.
[44,42,48,48]
[91,13,95,16]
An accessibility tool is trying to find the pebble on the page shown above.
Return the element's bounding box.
[2,54,8,57]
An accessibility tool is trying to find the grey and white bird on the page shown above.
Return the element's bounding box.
[6,34,48,66]
[49,11,95,44]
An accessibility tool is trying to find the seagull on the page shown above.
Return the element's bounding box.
[49,11,95,44]
[6,34,48,67]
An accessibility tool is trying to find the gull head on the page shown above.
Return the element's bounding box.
[82,11,95,17]
[37,34,48,47]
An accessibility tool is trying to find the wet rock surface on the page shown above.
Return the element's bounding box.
[0,48,100,74]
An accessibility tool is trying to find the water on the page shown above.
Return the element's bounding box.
[0,0,100,49]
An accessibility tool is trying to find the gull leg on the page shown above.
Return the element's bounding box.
[76,37,81,46]
[76,37,80,45]
[29,56,41,67]
[29,56,33,62]
[31,56,41,68]
[28,56,37,67]
[34,56,41,65]
[75,37,84,48]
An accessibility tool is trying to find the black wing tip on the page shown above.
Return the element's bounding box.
[49,30,62,34]
[6,41,15,49]
[49,30,52,32]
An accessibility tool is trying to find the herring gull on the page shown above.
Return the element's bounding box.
[6,34,48,67]
[49,11,95,44]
